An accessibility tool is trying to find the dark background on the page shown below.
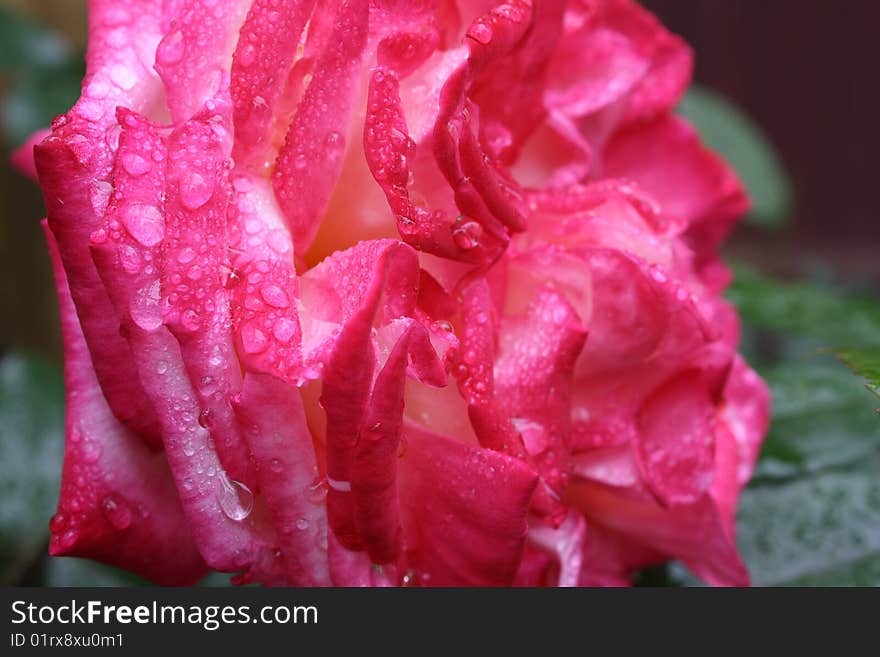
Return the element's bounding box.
[644,0,879,280]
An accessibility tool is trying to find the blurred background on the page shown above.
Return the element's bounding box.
[0,0,878,586]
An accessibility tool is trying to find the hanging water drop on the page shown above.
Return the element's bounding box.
[217,472,253,522]
[101,495,133,530]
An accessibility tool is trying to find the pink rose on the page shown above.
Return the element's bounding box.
[27,0,769,586]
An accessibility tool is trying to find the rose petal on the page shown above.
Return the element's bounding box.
[272,0,369,256]
[398,425,539,586]
[234,373,332,585]
[45,221,206,585]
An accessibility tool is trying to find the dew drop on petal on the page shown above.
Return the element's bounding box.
[259,284,289,308]
[272,317,297,344]
[121,203,164,247]
[109,64,138,90]
[217,472,253,522]
[241,322,268,353]
[120,152,151,176]
[452,221,482,250]
[49,513,66,533]
[179,172,214,210]
[469,22,493,45]
[238,42,256,68]
[130,281,163,331]
[101,494,133,530]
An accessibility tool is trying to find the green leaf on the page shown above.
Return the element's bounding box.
[678,85,793,229]
[728,263,880,350]
[753,359,880,481]
[43,557,149,587]
[0,6,84,146]
[0,7,73,73]
[0,352,64,584]
[737,457,880,586]
[837,350,880,401]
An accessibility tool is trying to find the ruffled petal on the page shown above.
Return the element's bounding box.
[45,221,206,585]
[234,373,332,585]
[272,0,369,256]
[398,425,538,585]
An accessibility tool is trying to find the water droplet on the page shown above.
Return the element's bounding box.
[109,64,137,90]
[198,409,213,429]
[217,472,253,522]
[272,317,297,344]
[650,266,668,283]
[468,22,493,45]
[241,322,268,353]
[155,360,168,374]
[82,441,102,463]
[119,245,141,274]
[89,180,113,216]
[59,529,78,548]
[121,152,151,176]
[198,376,217,395]
[101,495,132,530]
[452,220,482,250]
[260,284,289,308]
[49,513,66,533]
[181,308,201,332]
[238,42,256,68]
[208,344,223,367]
[269,458,283,473]
[156,29,185,66]
[177,247,197,264]
[90,227,108,245]
[180,172,213,210]
[295,517,309,531]
[130,281,163,331]
[121,203,164,247]
[306,477,327,504]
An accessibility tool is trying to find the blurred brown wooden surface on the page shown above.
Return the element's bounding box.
[643,0,880,280]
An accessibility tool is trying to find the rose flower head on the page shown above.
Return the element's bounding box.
[22,0,769,586]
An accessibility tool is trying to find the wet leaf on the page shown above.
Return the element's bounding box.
[0,352,64,584]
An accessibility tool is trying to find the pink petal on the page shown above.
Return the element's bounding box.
[634,371,718,506]
[528,510,587,587]
[351,328,410,563]
[88,110,272,579]
[231,0,317,169]
[317,241,420,549]
[45,221,206,585]
[234,373,331,585]
[272,0,369,256]
[570,480,749,586]
[160,98,254,488]
[398,426,539,586]
[603,116,749,265]
[720,356,771,486]
[227,174,306,386]
[34,119,163,450]
[154,0,251,123]
[495,285,588,495]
